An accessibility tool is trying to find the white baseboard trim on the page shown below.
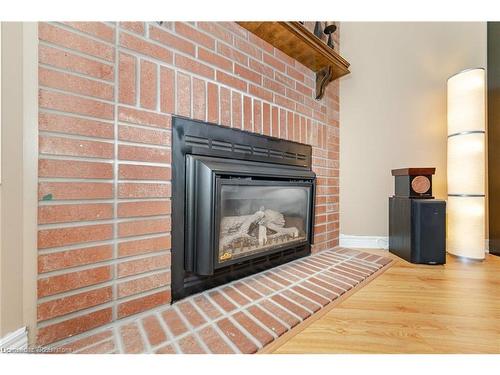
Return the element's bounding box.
[0,327,28,351]
[340,235,489,253]
[340,234,389,250]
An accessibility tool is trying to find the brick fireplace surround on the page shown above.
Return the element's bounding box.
[36,21,340,347]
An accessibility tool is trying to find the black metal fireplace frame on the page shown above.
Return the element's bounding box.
[171,116,316,301]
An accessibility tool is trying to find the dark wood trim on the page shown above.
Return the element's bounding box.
[488,22,500,256]
[391,168,436,176]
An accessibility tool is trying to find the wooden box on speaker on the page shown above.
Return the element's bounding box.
[391,167,435,199]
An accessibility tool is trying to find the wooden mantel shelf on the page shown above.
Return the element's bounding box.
[237,21,350,100]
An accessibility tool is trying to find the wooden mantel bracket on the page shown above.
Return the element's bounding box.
[316,66,334,100]
[236,22,350,101]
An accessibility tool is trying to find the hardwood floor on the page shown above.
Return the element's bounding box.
[272,250,500,354]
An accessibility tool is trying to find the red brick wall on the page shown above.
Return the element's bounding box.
[36,21,340,345]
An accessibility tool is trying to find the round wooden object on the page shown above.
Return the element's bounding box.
[411,176,431,194]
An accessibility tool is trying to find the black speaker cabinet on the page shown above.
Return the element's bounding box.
[389,197,446,264]
[392,167,435,199]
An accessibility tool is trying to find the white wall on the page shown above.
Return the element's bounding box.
[339,22,487,238]
[0,22,38,344]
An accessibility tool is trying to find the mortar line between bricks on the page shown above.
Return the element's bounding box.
[44,133,176,152]
[61,333,114,354]
[348,261,382,274]
[40,84,116,106]
[353,261,385,274]
[309,253,345,266]
[189,292,254,351]
[153,311,181,354]
[240,305,280,340]
[317,253,364,266]
[347,258,381,271]
[39,62,116,85]
[275,268,335,308]
[173,66,179,114]
[237,280,293,330]
[38,272,170,310]
[38,198,113,207]
[38,234,169,258]
[229,314,264,350]
[217,79,222,125]
[37,213,170,232]
[294,269,348,296]
[321,270,360,290]
[262,264,344,299]
[284,286,326,312]
[135,59,143,109]
[115,99,172,122]
[278,265,311,279]
[38,177,114,185]
[38,39,115,66]
[295,260,337,277]
[50,22,117,47]
[37,251,171,289]
[113,118,172,134]
[38,109,115,130]
[307,254,351,267]
[261,295,304,324]
[72,337,115,354]
[111,22,120,324]
[323,250,361,263]
[244,274,315,322]
[214,274,299,324]
[154,310,178,352]
[137,318,153,353]
[237,261,337,325]
[156,63,161,112]
[38,151,172,166]
[326,266,364,284]
[114,325,125,354]
[282,265,340,281]
[187,296,242,353]
[216,288,272,348]
[335,262,375,277]
[189,64,195,120]
[110,332,120,354]
[252,274,328,314]
[171,304,211,353]
[256,255,366,299]
[315,271,354,291]
[313,261,365,278]
[318,252,352,263]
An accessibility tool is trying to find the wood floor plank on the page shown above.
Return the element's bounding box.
[273,250,500,354]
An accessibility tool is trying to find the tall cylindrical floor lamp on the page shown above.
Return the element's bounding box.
[447,68,486,260]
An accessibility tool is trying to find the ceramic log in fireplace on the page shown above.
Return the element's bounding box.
[171,117,316,300]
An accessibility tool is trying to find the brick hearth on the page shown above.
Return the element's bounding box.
[49,248,392,354]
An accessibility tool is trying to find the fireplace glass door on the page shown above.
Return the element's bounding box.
[216,180,312,266]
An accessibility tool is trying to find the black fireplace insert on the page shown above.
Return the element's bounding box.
[171,117,316,301]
